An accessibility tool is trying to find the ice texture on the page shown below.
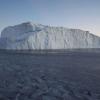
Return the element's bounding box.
[0,22,100,50]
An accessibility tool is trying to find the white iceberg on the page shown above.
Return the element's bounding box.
[0,22,100,50]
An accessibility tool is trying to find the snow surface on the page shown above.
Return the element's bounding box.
[0,22,100,50]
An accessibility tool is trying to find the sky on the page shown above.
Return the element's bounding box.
[0,0,100,36]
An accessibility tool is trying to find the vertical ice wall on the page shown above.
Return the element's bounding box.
[0,22,100,50]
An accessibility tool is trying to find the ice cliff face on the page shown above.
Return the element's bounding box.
[0,22,100,50]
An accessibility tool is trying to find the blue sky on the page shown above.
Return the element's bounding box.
[0,0,100,35]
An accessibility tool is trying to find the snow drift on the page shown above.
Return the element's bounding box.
[0,22,100,50]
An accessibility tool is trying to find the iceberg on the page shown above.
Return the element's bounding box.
[0,22,100,50]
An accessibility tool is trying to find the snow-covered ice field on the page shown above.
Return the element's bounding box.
[0,49,100,100]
